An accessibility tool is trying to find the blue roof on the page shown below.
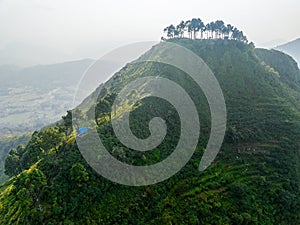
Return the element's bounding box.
[77,127,88,135]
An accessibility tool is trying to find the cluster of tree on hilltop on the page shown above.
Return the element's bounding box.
[162,18,248,43]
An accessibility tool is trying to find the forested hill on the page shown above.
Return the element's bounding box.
[1,39,300,224]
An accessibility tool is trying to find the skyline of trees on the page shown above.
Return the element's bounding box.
[162,18,248,43]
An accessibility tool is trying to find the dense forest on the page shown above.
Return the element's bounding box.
[1,37,300,224]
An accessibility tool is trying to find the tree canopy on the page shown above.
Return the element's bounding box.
[162,18,248,43]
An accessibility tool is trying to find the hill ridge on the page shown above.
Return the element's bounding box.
[1,39,300,224]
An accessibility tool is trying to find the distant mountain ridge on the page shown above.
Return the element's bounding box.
[275,38,300,67]
[0,58,94,87]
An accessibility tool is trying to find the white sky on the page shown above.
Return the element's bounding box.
[0,0,299,66]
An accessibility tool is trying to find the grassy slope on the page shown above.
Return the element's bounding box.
[0,39,300,224]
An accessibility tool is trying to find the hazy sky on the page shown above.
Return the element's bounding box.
[0,0,299,66]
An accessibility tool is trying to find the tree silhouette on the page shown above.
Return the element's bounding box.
[162,18,248,43]
[184,20,192,39]
[177,21,186,38]
[163,25,176,38]
[215,20,225,39]
[190,18,204,39]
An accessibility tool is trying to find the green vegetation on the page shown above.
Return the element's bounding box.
[0,134,31,184]
[276,38,300,66]
[255,48,300,85]
[0,39,300,224]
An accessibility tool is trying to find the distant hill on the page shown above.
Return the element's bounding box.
[1,39,299,224]
[0,58,94,87]
[275,38,300,67]
[0,42,71,67]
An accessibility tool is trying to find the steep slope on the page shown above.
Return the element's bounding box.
[1,39,300,224]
